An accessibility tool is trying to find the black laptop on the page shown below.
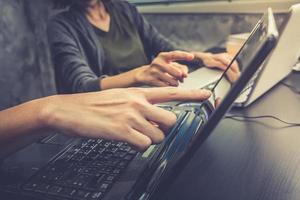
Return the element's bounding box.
[0,8,278,200]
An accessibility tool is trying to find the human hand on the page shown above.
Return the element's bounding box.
[135,51,194,87]
[42,87,211,151]
[193,52,241,83]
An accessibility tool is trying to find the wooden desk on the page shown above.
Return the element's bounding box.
[162,72,300,200]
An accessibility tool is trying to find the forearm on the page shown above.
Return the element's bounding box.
[0,98,50,143]
[101,67,142,90]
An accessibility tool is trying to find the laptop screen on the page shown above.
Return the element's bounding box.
[130,8,278,199]
[211,9,277,106]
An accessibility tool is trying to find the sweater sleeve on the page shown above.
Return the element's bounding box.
[47,17,103,94]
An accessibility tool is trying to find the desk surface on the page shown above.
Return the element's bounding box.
[162,72,300,200]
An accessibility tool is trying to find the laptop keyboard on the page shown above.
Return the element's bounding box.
[20,106,198,200]
[22,139,138,200]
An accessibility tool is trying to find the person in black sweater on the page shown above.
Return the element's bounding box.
[48,0,239,94]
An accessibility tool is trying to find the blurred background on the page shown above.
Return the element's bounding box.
[0,0,296,110]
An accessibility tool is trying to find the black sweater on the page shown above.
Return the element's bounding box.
[47,0,176,93]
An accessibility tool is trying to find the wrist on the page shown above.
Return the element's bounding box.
[35,96,60,129]
[133,65,148,85]
[101,67,147,90]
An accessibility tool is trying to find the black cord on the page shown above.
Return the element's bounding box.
[225,115,300,127]
[281,81,300,95]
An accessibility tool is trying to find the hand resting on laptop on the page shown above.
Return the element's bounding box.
[194,52,241,83]
[0,87,211,151]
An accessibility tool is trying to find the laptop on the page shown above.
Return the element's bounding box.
[235,3,300,107]
[0,8,278,200]
[183,4,300,108]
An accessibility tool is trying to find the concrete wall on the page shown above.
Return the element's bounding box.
[145,13,286,51]
[0,0,287,110]
[0,0,55,110]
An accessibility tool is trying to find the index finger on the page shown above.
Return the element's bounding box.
[160,51,195,62]
[143,87,212,104]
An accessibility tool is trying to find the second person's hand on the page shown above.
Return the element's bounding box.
[193,52,241,83]
[134,51,194,87]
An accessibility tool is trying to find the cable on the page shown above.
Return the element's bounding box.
[225,115,300,127]
[281,81,300,95]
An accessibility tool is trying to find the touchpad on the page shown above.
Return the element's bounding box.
[39,133,72,145]
[0,143,65,190]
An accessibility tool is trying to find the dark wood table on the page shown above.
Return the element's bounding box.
[162,72,300,200]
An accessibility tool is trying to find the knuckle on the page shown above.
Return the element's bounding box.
[149,68,159,76]
[119,123,132,135]
[151,58,159,65]
[151,63,164,72]
[158,52,167,57]
[127,98,147,111]
[149,77,159,84]
[123,110,136,122]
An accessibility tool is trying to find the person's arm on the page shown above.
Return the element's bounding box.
[48,18,103,93]
[0,99,47,143]
[48,17,191,91]
[0,88,211,151]
[101,51,194,89]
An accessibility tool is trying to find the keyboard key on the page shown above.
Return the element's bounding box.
[48,185,63,194]
[58,187,74,197]
[89,191,103,200]
[74,189,91,199]
[112,169,121,174]
[105,175,116,182]
[99,183,110,192]
[69,189,77,197]
[23,182,38,191]
[72,174,92,187]
[85,174,106,190]
[35,183,51,193]
[22,139,138,200]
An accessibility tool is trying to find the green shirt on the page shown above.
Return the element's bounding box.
[92,3,149,75]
